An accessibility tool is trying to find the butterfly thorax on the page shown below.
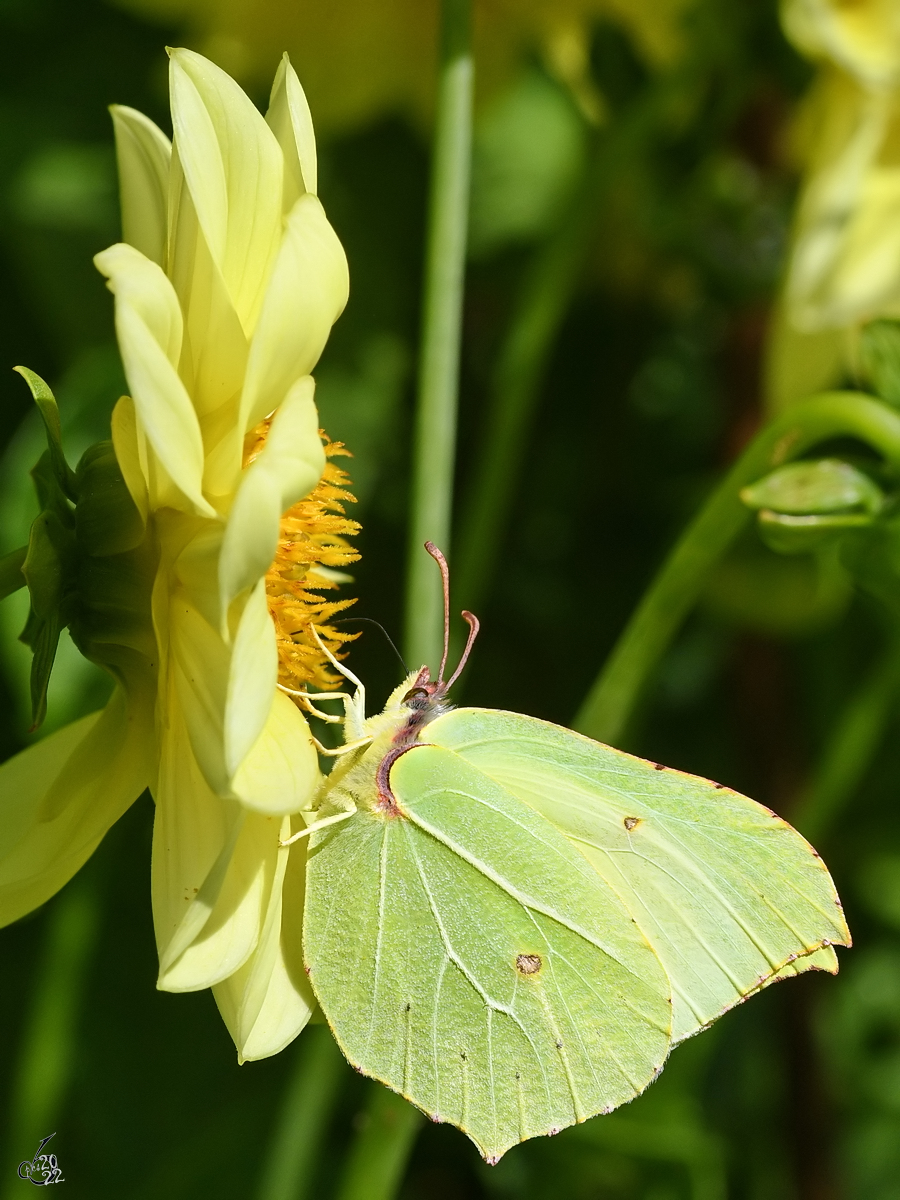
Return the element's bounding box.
[322,667,453,821]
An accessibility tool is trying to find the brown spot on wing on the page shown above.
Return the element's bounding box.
[515,953,542,976]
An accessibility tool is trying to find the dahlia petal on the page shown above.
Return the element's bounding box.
[232,689,321,816]
[213,815,316,1062]
[240,194,349,433]
[95,243,213,517]
[168,47,283,336]
[0,686,153,928]
[111,395,149,524]
[219,377,324,615]
[266,52,318,207]
[225,580,278,778]
[156,808,277,992]
[110,104,172,267]
[168,585,232,795]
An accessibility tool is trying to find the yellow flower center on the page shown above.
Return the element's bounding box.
[245,420,360,695]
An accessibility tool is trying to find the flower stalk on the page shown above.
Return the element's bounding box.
[404,0,473,672]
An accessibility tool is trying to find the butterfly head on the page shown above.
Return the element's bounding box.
[393,543,480,724]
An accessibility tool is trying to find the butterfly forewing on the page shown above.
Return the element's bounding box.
[425,709,850,1043]
[303,745,671,1161]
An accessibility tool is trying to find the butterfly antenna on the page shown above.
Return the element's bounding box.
[446,611,480,690]
[334,617,409,674]
[425,541,451,682]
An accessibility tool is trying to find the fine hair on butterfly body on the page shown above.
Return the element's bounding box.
[296,543,850,1162]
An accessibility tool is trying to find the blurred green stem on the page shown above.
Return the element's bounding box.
[574,392,900,743]
[255,1026,346,1200]
[1,876,98,1196]
[404,0,473,671]
[793,633,900,844]
[333,1086,423,1200]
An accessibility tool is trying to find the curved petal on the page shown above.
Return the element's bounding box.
[168,47,283,336]
[95,243,214,517]
[0,685,153,927]
[213,815,316,1062]
[167,143,249,506]
[111,395,149,524]
[110,104,172,267]
[168,583,232,795]
[225,580,278,777]
[240,195,349,433]
[232,689,321,816]
[266,52,317,207]
[219,377,324,615]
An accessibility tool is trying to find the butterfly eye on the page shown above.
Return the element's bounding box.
[402,687,429,704]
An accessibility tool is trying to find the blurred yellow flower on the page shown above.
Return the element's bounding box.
[0,49,351,1062]
[112,0,692,131]
[779,0,900,334]
[766,1,900,408]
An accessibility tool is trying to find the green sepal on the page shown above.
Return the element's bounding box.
[740,458,884,517]
[75,441,145,557]
[14,366,78,502]
[20,505,78,729]
[860,319,900,410]
[0,546,28,601]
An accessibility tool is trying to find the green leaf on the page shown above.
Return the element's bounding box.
[0,546,28,601]
[305,744,671,1163]
[14,366,78,502]
[423,709,850,1046]
[860,319,900,410]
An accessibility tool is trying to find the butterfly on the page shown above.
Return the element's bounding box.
[286,543,849,1163]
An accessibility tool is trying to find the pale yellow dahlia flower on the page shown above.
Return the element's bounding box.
[0,48,352,1062]
[780,0,900,333]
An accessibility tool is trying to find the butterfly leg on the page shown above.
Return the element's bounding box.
[280,806,356,846]
[278,684,354,723]
[309,624,367,735]
[310,734,374,757]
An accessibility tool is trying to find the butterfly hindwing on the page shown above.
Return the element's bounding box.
[303,744,671,1161]
[425,708,850,1043]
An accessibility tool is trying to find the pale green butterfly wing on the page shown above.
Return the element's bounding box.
[304,745,672,1162]
[425,709,850,1044]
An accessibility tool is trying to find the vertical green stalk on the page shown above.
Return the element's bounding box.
[1,878,98,1197]
[793,634,900,844]
[255,1026,346,1200]
[573,393,900,744]
[404,0,473,671]
[333,1087,423,1200]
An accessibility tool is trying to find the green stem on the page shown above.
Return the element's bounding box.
[254,1026,346,1200]
[793,634,900,844]
[333,1086,423,1200]
[404,0,473,672]
[573,392,900,744]
[1,877,98,1199]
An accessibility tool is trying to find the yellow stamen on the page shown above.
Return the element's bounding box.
[245,420,361,697]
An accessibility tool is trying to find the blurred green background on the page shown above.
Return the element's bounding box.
[1,0,900,1197]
